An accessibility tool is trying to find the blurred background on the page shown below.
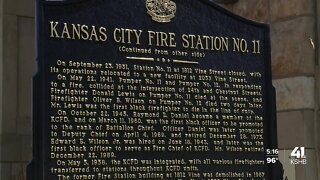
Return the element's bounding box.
[0,0,319,179]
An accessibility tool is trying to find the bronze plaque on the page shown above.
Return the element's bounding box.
[28,0,282,179]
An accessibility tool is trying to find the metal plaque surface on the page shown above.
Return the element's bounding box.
[28,0,282,179]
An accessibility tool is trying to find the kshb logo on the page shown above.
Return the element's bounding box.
[290,147,307,165]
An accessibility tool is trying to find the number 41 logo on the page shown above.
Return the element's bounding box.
[290,147,306,159]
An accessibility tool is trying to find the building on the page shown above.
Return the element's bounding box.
[0,0,319,179]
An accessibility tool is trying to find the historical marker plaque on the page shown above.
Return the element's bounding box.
[28,0,281,179]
